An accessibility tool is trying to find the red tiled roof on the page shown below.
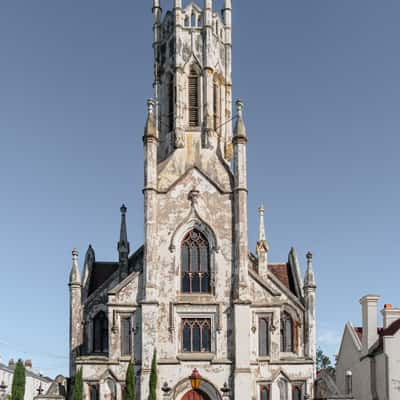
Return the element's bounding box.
[268,263,290,288]
[354,326,386,342]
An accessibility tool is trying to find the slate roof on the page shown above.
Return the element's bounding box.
[0,362,53,382]
[88,262,119,295]
[354,319,400,354]
[87,246,144,296]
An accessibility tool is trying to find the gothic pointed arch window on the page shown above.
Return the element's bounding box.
[182,318,211,352]
[188,68,200,127]
[181,229,210,293]
[280,311,293,353]
[93,311,108,353]
[278,379,288,400]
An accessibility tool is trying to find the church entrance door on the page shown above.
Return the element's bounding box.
[182,390,211,400]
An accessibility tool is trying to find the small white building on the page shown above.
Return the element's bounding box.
[336,295,400,400]
[0,359,53,400]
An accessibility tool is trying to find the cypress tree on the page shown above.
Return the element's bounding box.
[125,361,136,400]
[148,351,157,400]
[72,368,83,400]
[11,360,25,400]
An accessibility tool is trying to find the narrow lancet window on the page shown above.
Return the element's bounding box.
[121,317,132,356]
[259,317,269,357]
[93,311,108,353]
[280,312,294,353]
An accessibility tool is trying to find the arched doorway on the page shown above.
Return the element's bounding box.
[182,390,211,400]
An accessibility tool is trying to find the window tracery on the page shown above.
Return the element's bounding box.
[181,229,210,293]
[182,318,211,353]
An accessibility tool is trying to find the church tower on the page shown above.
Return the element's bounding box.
[69,2,317,400]
[142,1,250,396]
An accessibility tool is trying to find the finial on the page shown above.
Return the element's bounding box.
[147,98,155,114]
[256,204,269,262]
[234,99,246,139]
[153,0,161,8]
[145,99,157,137]
[174,0,182,8]
[69,248,81,285]
[118,203,130,279]
[258,203,266,242]
[304,251,316,289]
[236,99,244,118]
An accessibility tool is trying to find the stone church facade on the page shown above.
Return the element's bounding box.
[68,1,317,399]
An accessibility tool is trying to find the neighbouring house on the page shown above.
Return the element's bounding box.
[314,370,354,400]
[0,359,53,400]
[336,295,400,400]
[68,1,318,399]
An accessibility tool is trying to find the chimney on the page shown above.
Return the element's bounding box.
[359,294,380,355]
[24,359,32,369]
[381,304,400,329]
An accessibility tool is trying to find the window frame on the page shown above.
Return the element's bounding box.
[280,311,294,353]
[181,229,211,294]
[120,315,132,357]
[291,383,304,400]
[259,384,271,400]
[181,318,212,353]
[92,311,108,354]
[88,384,99,400]
[258,315,271,357]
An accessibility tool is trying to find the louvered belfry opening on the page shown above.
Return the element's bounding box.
[188,69,200,127]
[181,229,210,293]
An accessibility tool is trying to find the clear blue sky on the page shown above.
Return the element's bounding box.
[1,1,399,377]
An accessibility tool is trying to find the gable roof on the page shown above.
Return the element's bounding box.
[88,262,119,295]
[268,263,297,294]
[87,246,144,296]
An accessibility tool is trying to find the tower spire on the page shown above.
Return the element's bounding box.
[256,204,269,277]
[304,251,317,367]
[258,204,266,242]
[118,204,130,280]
